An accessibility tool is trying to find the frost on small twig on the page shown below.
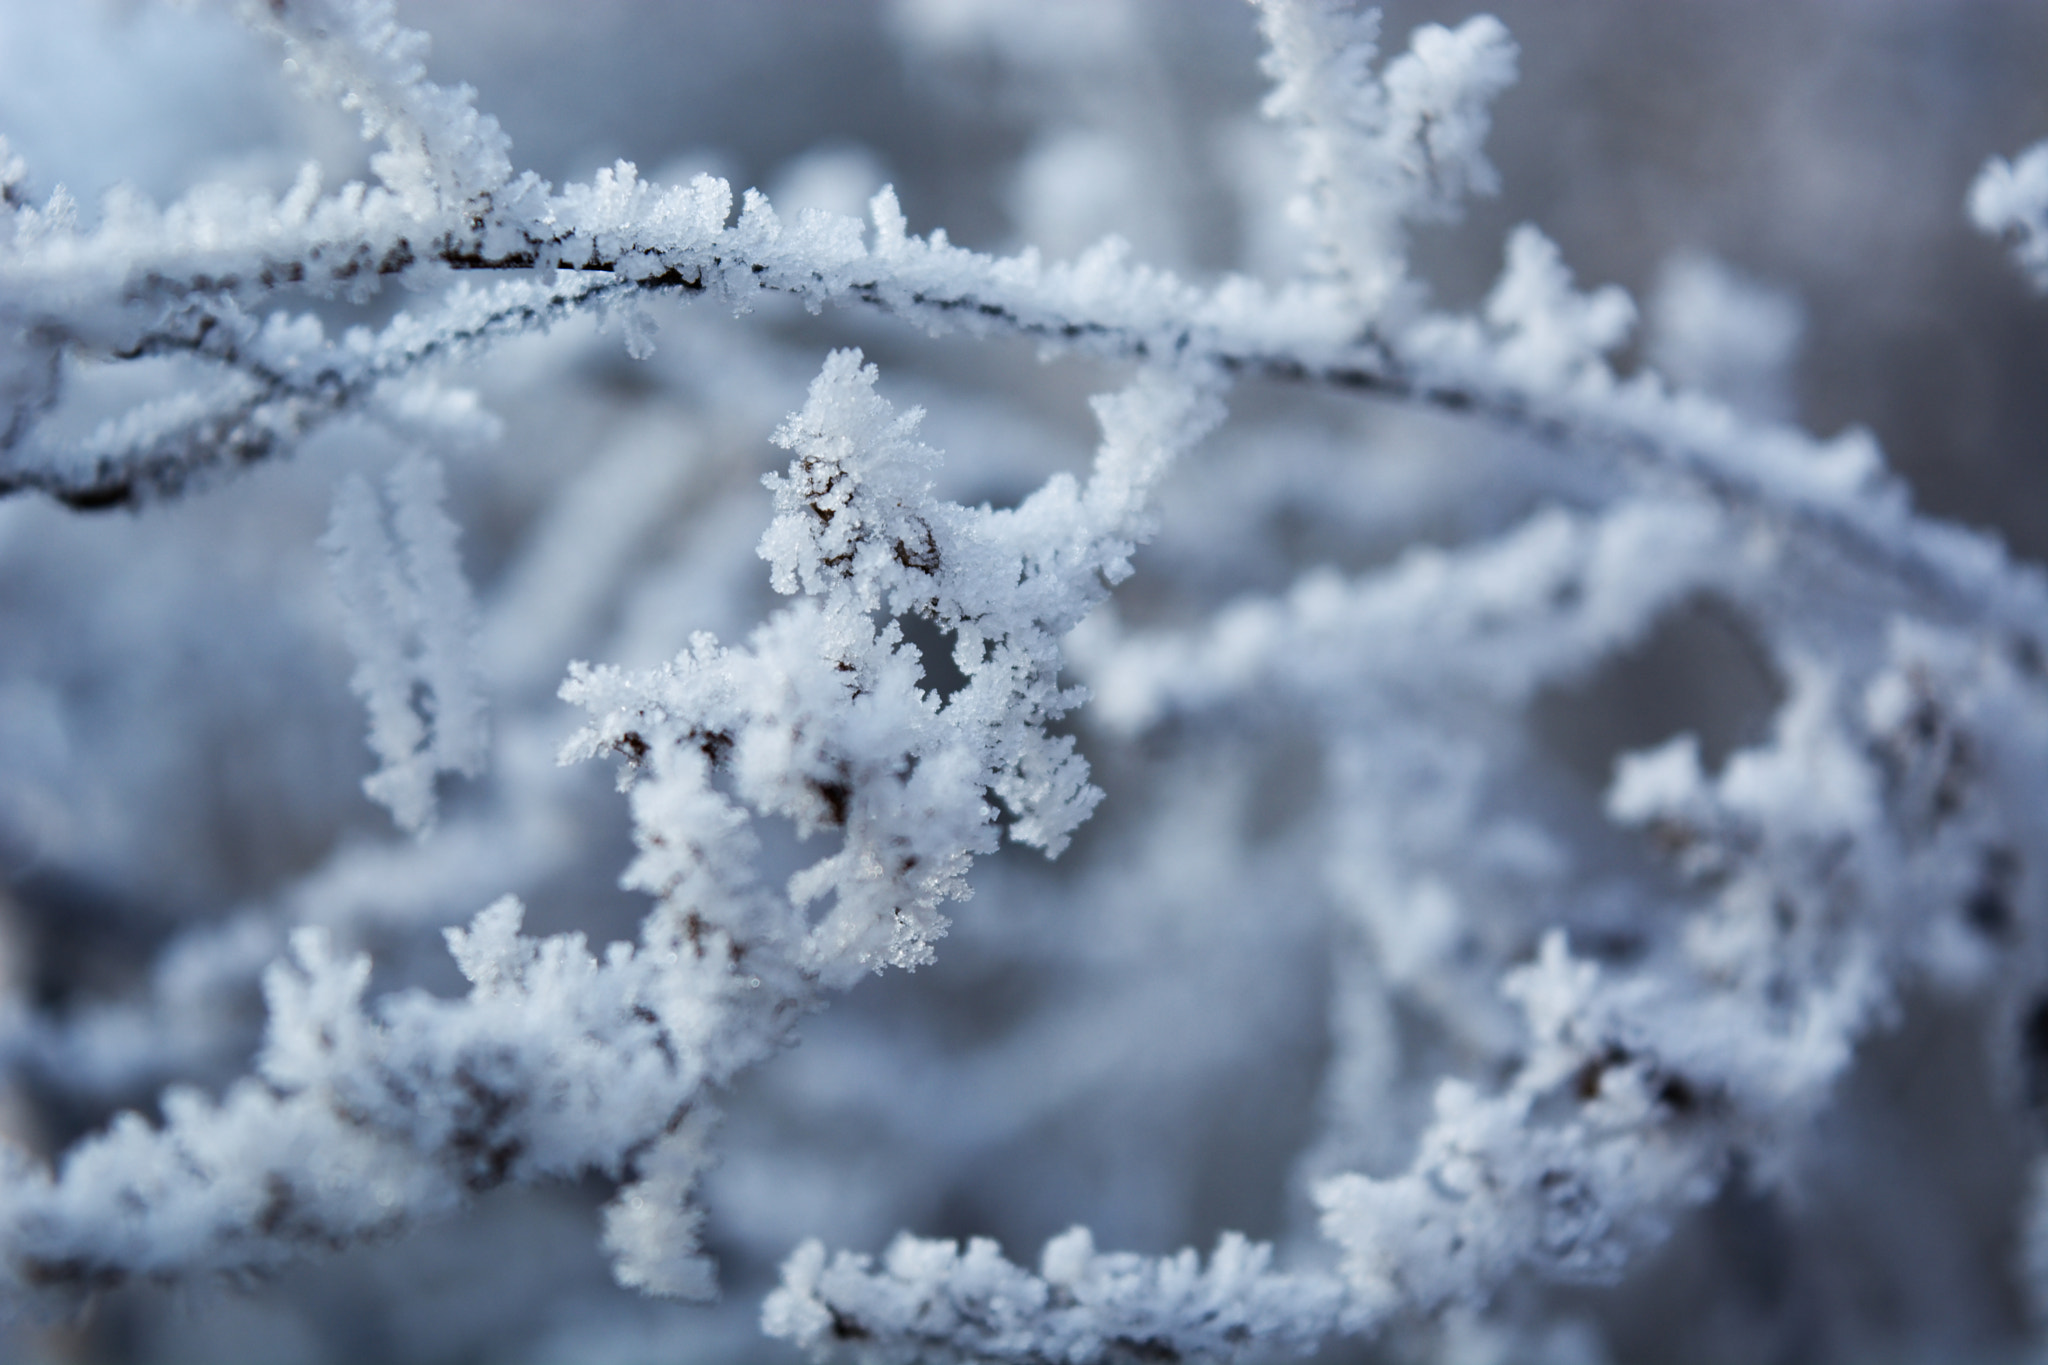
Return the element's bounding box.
[1972,139,2048,291]
[1077,496,1760,736]
[0,898,727,1300]
[763,1227,1350,1365]
[563,350,1222,985]
[324,451,485,833]
[1253,0,1516,318]
[242,0,514,216]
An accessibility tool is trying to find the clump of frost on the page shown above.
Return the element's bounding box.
[764,1226,1351,1364]
[1254,0,1517,317]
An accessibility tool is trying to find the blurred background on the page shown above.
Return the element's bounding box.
[3,2,2048,1362]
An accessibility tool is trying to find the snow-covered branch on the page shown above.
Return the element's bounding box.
[324,450,486,833]
[563,351,1221,986]
[1075,497,1763,735]
[1,2,2027,654]
[764,1228,1350,1364]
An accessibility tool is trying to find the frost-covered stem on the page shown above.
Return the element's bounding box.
[324,450,487,833]
[0,0,2023,644]
[764,1228,1352,1365]
[0,897,769,1301]
[1075,497,1764,736]
[10,175,2027,649]
[0,271,604,509]
[1251,0,1516,316]
[245,0,514,216]
[0,0,2026,645]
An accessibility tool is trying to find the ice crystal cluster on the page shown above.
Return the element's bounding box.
[3,1,2048,1362]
